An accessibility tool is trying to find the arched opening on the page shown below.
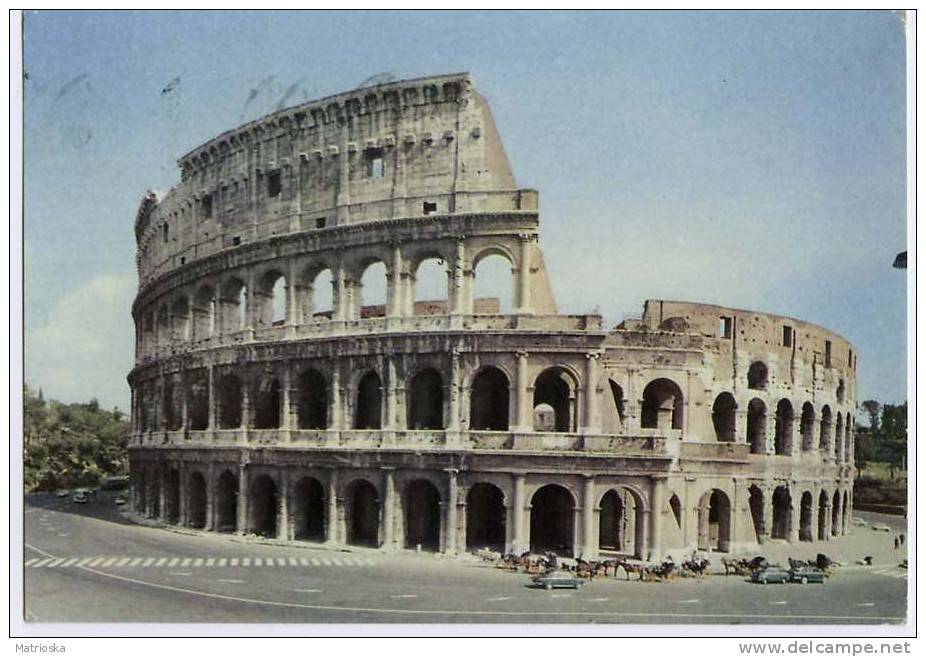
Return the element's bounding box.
[253,377,282,429]
[305,268,334,320]
[191,285,215,340]
[187,471,207,529]
[529,484,575,555]
[355,371,382,429]
[156,305,169,348]
[216,374,243,429]
[698,489,731,552]
[473,252,514,314]
[465,483,506,551]
[598,488,643,557]
[608,380,626,426]
[165,469,181,524]
[162,379,182,431]
[818,491,829,540]
[292,477,325,542]
[297,369,328,429]
[831,491,841,536]
[712,392,737,442]
[346,479,380,547]
[747,361,768,390]
[533,368,576,432]
[836,379,845,403]
[747,398,767,454]
[404,479,441,551]
[641,378,684,430]
[799,491,813,541]
[248,474,278,537]
[771,486,792,540]
[800,402,815,451]
[820,406,833,452]
[256,270,287,327]
[749,485,764,542]
[774,399,794,455]
[218,278,247,333]
[669,494,682,529]
[215,470,238,533]
[170,296,190,343]
[407,368,444,430]
[469,367,510,431]
[188,372,209,431]
[835,413,844,463]
[412,257,449,315]
[358,261,387,318]
[841,490,848,533]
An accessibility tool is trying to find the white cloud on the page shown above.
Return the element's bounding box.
[25,272,136,411]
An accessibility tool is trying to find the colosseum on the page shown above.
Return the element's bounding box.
[128,72,857,560]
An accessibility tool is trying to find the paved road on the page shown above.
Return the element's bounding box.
[21,492,908,625]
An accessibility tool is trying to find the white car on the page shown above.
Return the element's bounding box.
[56,490,69,498]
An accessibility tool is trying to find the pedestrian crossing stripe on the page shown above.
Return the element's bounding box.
[26,555,376,569]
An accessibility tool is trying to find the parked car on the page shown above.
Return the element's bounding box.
[790,569,825,584]
[56,490,69,498]
[114,495,127,505]
[72,491,88,504]
[872,523,892,532]
[532,570,586,590]
[751,566,790,584]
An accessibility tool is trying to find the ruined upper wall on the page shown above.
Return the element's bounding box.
[135,73,527,282]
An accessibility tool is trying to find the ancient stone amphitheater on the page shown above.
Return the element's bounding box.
[129,73,856,559]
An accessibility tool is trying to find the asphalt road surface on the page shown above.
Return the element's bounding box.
[21,492,908,625]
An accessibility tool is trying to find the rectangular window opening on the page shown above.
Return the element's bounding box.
[367,148,385,178]
[202,194,213,218]
[267,170,282,197]
[232,236,241,246]
[315,217,326,229]
[423,201,438,215]
[825,340,832,367]
[718,316,732,339]
[782,325,793,347]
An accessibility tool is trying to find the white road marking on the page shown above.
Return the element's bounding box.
[24,558,39,567]
[332,558,344,566]
[770,601,788,606]
[294,588,322,593]
[192,558,204,567]
[551,594,572,599]
[142,557,156,567]
[33,558,54,568]
[486,596,512,602]
[155,558,168,567]
[86,558,105,567]
[167,557,180,567]
[56,534,70,538]
[46,558,66,568]
[678,599,700,604]
[311,558,320,566]
[589,598,610,602]
[217,558,228,567]
[857,603,876,607]
[390,594,418,599]
[230,558,239,567]
[253,558,263,567]
[127,557,143,567]
[205,558,216,567]
[288,557,298,566]
[242,558,251,567]
[76,558,93,567]
[170,571,192,576]
[321,558,332,566]
[364,559,375,566]
[276,557,286,566]
[61,558,79,567]
[101,557,118,567]
[116,557,132,567]
[180,558,192,567]
[218,579,244,584]
[299,557,310,566]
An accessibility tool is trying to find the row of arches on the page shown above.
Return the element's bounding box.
[746,361,848,404]
[710,393,854,460]
[747,486,850,543]
[139,252,517,351]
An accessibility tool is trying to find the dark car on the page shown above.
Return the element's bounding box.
[790,568,825,584]
[751,566,790,584]
[531,570,585,590]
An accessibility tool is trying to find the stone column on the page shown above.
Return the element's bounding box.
[581,353,601,434]
[286,259,299,326]
[277,470,290,541]
[387,242,404,318]
[788,490,800,544]
[514,351,531,432]
[761,486,773,543]
[205,463,215,531]
[581,475,596,559]
[280,367,293,439]
[649,476,665,561]
[207,365,216,431]
[382,469,396,550]
[237,464,248,534]
[512,474,526,554]
[443,469,459,554]
[516,234,532,314]
[326,469,339,545]
[450,237,467,315]
[157,468,167,522]
[809,485,819,543]
[178,464,189,526]
[448,349,461,432]
[329,365,343,431]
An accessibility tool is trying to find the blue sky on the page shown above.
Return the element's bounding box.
[22,10,908,412]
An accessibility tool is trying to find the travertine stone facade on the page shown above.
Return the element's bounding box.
[129,73,856,559]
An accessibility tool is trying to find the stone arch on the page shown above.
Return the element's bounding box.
[698,488,732,552]
[774,399,794,455]
[218,277,247,332]
[253,376,282,429]
[831,489,842,536]
[533,367,578,432]
[799,491,813,541]
[187,471,207,529]
[357,259,388,317]
[469,366,510,431]
[818,490,829,540]
[411,255,449,314]
[300,265,334,320]
[836,379,845,403]
[748,485,764,542]
[170,295,190,343]
[641,378,684,430]
[216,373,243,429]
[529,484,576,555]
[820,405,833,452]
[255,269,287,327]
[712,392,737,442]
[748,361,768,390]
[215,469,238,532]
[345,478,380,547]
[472,250,515,314]
[355,371,383,429]
[407,367,445,430]
[187,370,209,431]
[800,402,816,451]
[465,482,506,551]
[835,413,844,463]
[608,380,626,426]
[156,304,170,347]
[404,479,442,551]
[771,486,792,540]
[191,285,215,339]
[297,368,328,429]
[747,398,767,454]
[598,486,645,558]
[162,378,182,431]
[248,474,278,536]
[291,476,325,542]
